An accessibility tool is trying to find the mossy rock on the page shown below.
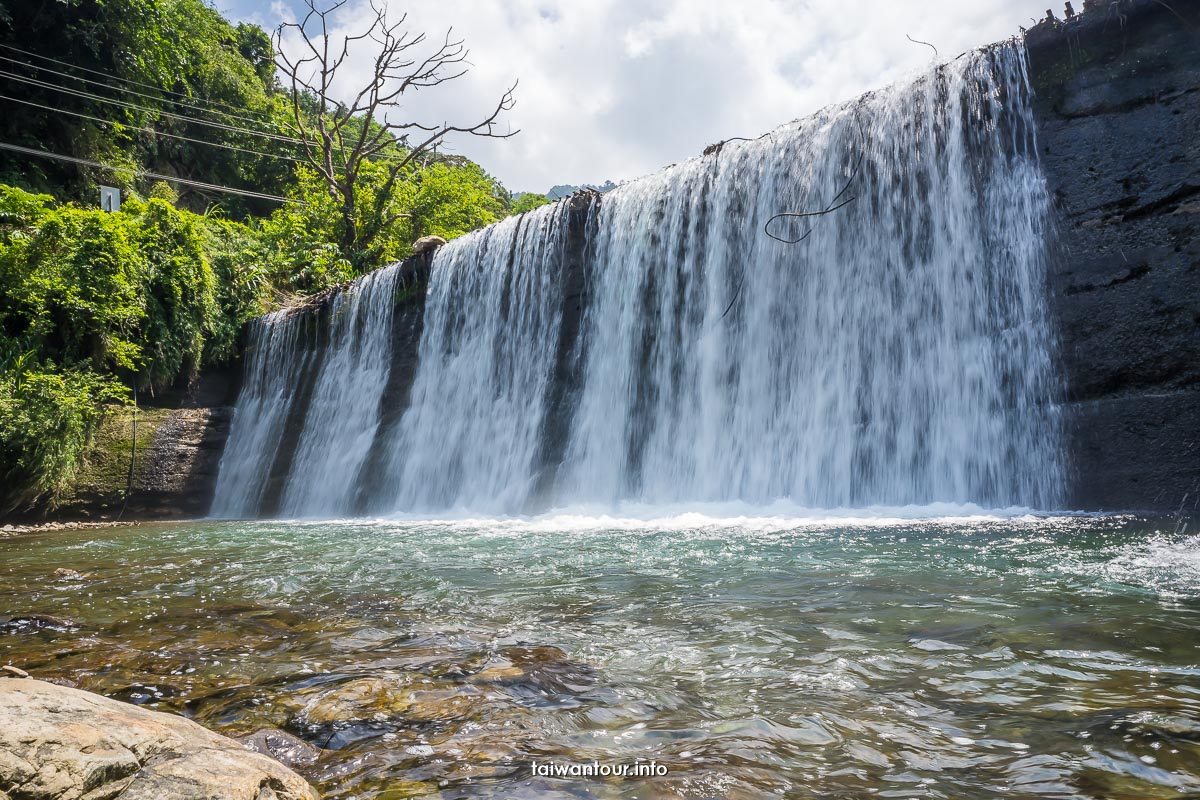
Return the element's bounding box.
[48,404,172,516]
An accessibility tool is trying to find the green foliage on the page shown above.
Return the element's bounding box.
[0,186,56,227]
[255,167,357,294]
[0,189,228,389]
[510,193,552,215]
[0,0,293,215]
[3,203,146,373]
[200,216,268,363]
[406,161,508,243]
[0,185,266,512]
[258,159,509,293]
[0,359,126,514]
[149,181,180,203]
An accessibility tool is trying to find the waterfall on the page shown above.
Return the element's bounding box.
[276,266,402,516]
[375,204,572,514]
[209,308,322,518]
[212,42,1062,519]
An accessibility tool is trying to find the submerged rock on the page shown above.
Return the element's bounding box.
[470,644,597,694]
[0,678,320,799]
[0,613,75,632]
[299,677,415,726]
[239,728,324,768]
[297,675,497,728]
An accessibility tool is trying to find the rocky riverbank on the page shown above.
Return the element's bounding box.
[1,520,139,537]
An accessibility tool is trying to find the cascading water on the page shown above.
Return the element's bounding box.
[276,265,402,516]
[560,45,1061,509]
[212,42,1062,519]
[377,204,572,513]
[210,308,322,518]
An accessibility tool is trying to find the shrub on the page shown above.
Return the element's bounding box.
[0,360,126,513]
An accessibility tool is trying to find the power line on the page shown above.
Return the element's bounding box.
[0,42,276,121]
[0,52,289,134]
[0,69,411,170]
[0,94,303,164]
[0,141,302,204]
[0,69,304,145]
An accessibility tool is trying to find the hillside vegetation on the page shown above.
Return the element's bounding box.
[0,0,552,515]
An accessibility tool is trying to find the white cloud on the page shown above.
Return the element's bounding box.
[222,0,1053,193]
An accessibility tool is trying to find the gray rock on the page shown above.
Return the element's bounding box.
[0,679,320,800]
[411,235,447,254]
[238,728,323,769]
[0,613,74,632]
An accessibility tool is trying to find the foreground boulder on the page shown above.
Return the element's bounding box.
[0,678,319,800]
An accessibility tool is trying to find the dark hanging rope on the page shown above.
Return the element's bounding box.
[703,131,772,157]
[906,33,939,58]
[720,118,867,321]
[763,157,862,245]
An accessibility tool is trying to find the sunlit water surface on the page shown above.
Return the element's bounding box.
[3,513,1199,799]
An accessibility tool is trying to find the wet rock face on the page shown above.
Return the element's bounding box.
[0,678,320,800]
[1026,0,1200,511]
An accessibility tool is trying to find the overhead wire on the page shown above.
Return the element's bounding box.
[0,93,304,164]
[0,51,290,134]
[0,47,418,182]
[0,51,289,134]
[0,42,276,121]
[0,68,304,144]
[0,140,303,204]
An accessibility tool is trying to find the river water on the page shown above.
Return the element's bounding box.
[3,512,1198,799]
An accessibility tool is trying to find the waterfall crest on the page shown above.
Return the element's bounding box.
[213,42,1063,519]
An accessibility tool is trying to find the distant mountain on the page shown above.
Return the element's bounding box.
[545,181,619,200]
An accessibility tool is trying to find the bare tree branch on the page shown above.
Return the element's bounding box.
[273,0,519,263]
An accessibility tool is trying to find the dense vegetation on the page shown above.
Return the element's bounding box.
[0,0,553,515]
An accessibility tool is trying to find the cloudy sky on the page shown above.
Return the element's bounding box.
[218,0,1054,194]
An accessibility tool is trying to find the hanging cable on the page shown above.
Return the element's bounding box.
[0,69,304,144]
[0,52,290,134]
[0,141,303,204]
[0,42,278,121]
[0,94,303,164]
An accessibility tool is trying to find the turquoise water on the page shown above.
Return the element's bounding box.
[2,512,1199,798]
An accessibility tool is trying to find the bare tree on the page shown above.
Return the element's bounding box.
[275,0,517,263]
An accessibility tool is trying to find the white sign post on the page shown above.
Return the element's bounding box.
[100,186,120,213]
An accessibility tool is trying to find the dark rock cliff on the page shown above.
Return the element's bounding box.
[1025,0,1200,512]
